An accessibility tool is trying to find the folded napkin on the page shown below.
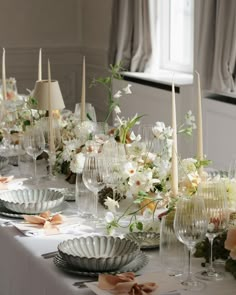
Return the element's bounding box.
[14,215,96,237]
[98,272,158,295]
[23,211,64,235]
[86,272,182,295]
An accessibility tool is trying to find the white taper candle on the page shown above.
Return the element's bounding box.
[171,79,178,197]
[2,48,7,100]
[80,56,86,121]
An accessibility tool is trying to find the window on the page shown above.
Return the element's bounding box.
[146,0,194,75]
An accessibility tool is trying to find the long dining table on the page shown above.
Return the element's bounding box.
[0,163,235,295]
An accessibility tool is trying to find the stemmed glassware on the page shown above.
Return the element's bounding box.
[174,195,208,291]
[196,180,229,280]
[23,126,45,183]
[82,154,105,219]
[39,117,61,180]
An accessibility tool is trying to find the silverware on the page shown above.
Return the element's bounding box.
[41,250,58,259]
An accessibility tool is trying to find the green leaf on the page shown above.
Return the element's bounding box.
[136,221,143,231]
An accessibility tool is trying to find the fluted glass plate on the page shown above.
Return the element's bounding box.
[53,251,148,277]
[0,201,68,219]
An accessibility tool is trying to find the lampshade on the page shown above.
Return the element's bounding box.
[32,79,65,110]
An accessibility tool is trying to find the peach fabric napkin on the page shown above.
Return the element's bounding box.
[98,272,158,295]
[23,211,64,235]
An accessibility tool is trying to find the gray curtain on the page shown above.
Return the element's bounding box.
[196,0,236,93]
[109,0,152,72]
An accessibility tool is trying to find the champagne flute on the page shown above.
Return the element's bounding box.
[23,126,45,183]
[196,180,229,280]
[82,154,105,219]
[174,195,208,291]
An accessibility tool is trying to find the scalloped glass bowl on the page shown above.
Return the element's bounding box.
[125,232,160,249]
[58,236,140,272]
[0,189,64,214]
[0,156,9,170]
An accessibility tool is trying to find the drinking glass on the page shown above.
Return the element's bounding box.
[75,173,97,219]
[196,180,229,280]
[160,214,186,277]
[23,126,45,183]
[38,117,61,180]
[82,154,105,219]
[174,195,208,291]
[74,103,97,122]
[137,123,163,155]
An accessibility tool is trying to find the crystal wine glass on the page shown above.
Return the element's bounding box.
[196,180,229,280]
[23,126,45,183]
[82,154,105,219]
[174,195,208,291]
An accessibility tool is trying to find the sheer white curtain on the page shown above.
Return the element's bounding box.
[109,0,152,72]
[196,0,236,93]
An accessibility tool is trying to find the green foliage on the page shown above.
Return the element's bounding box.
[90,63,124,123]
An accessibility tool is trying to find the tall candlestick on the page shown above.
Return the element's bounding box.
[171,79,178,197]
[48,60,55,154]
[80,56,86,121]
[38,48,42,81]
[2,48,7,100]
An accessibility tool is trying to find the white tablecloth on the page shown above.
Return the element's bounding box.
[0,165,235,295]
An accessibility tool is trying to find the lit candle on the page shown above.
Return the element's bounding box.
[2,48,7,100]
[195,71,203,160]
[80,56,86,121]
[171,79,178,197]
[38,48,42,81]
[48,59,55,154]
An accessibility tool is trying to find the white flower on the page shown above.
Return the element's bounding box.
[179,158,197,178]
[104,197,119,213]
[69,153,85,173]
[114,105,121,114]
[123,84,132,94]
[185,110,196,129]
[105,211,115,223]
[128,169,156,195]
[130,131,141,142]
[152,122,166,138]
[113,90,122,98]
[123,161,138,178]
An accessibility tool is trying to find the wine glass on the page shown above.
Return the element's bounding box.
[38,117,61,180]
[196,180,229,280]
[137,123,163,157]
[82,154,105,219]
[74,103,97,122]
[23,126,45,183]
[174,195,208,291]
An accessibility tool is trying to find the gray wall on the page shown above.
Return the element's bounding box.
[0,0,113,119]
